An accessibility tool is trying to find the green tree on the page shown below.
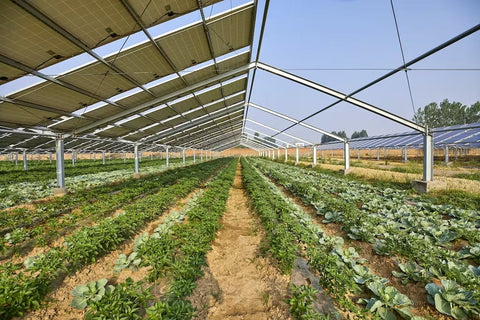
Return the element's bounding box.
[413,99,480,127]
[351,129,368,139]
[321,130,347,143]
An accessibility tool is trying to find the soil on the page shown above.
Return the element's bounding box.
[191,162,292,320]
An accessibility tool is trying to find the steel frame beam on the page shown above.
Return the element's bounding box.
[75,63,255,135]
[245,119,313,145]
[256,62,425,133]
[248,102,345,141]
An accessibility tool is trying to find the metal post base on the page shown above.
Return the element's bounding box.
[412,180,446,193]
[53,187,68,196]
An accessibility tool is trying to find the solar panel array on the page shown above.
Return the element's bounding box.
[0,0,255,154]
[316,122,480,150]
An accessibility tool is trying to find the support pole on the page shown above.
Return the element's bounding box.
[72,150,75,166]
[193,149,196,163]
[15,153,18,166]
[403,147,408,163]
[445,145,449,164]
[423,134,433,181]
[23,150,27,171]
[284,147,288,162]
[133,145,140,178]
[343,141,350,173]
[357,149,360,160]
[49,153,52,164]
[277,148,280,159]
[123,152,126,163]
[150,152,153,160]
[313,145,317,166]
[182,148,186,165]
[295,146,299,164]
[200,150,203,162]
[377,149,380,161]
[166,147,170,167]
[272,149,275,160]
[102,151,106,165]
[54,137,67,196]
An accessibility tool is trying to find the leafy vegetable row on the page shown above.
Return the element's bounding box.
[70,158,238,319]
[0,158,229,319]
[0,157,190,209]
[242,158,417,319]
[251,158,479,319]
[0,159,213,258]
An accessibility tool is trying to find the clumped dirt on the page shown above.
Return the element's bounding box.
[192,163,292,320]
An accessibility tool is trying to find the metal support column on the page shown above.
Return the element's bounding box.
[166,147,170,167]
[49,153,52,164]
[423,133,433,181]
[284,147,288,162]
[344,141,350,172]
[102,151,106,165]
[72,150,76,166]
[182,148,186,165]
[134,145,139,175]
[15,153,18,166]
[295,147,299,164]
[193,149,196,163]
[377,149,380,161]
[23,150,27,171]
[357,149,360,160]
[123,152,126,163]
[313,145,317,166]
[404,147,408,162]
[54,137,67,195]
[445,145,449,164]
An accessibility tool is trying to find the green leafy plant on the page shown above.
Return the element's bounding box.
[392,261,431,284]
[113,252,142,274]
[359,280,413,320]
[287,284,327,320]
[425,279,479,319]
[71,278,114,309]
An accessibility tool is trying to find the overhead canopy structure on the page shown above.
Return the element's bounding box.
[1,0,255,155]
[1,0,479,187]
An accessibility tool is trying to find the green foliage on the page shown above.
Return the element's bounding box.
[113,252,142,274]
[351,129,368,139]
[84,278,153,320]
[391,261,431,284]
[359,280,413,320]
[287,284,328,320]
[321,130,347,143]
[71,278,114,309]
[425,279,479,319]
[412,99,480,127]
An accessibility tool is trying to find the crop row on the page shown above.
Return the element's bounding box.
[0,158,190,209]
[0,159,216,258]
[69,158,238,319]
[0,158,230,319]
[250,158,479,319]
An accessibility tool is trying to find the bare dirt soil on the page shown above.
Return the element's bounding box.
[191,163,292,320]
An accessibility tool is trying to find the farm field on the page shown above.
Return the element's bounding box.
[0,157,479,320]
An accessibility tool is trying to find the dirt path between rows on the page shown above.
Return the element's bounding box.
[196,162,291,320]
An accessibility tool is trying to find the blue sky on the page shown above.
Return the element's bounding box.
[247,0,480,142]
[1,0,479,145]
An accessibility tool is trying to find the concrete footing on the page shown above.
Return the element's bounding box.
[339,168,352,175]
[133,173,141,179]
[53,187,68,196]
[412,180,446,193]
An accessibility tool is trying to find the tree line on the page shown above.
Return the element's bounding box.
[320,99,479,143]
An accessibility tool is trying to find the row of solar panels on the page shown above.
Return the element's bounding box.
[316,122,480,150]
